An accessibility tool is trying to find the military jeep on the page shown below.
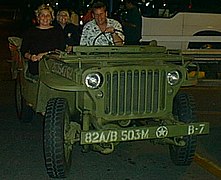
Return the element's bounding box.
[8,37,209,178]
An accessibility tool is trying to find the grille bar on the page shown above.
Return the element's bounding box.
[104,69,166,115]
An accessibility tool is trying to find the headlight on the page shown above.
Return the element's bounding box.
[85,73,102,89]
[167,70,180,85]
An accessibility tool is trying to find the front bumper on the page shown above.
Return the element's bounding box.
[80,122,209,145]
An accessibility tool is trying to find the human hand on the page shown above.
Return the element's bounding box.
[31,52,47,61]
[30,54,38,62]
[38,52,48,59]
[105,27,115,34]
[66,46,73,54]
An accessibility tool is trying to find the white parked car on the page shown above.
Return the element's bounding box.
[139,0,221,50]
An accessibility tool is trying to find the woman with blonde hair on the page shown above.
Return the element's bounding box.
[21,4,65,75]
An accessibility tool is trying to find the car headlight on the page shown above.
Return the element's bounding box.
[85,73,102,89]
[167,70,180,85]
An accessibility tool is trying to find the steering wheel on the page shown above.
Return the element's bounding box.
[92,29,124,46]
[92,32,112,46]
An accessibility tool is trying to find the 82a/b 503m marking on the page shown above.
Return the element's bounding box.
[80,122,209,145]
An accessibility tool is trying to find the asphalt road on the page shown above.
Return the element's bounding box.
[0,16,221,180]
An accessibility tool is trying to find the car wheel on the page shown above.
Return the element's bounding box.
[15,74,33,122]
[169,93,197,166]
[44,98,72,178]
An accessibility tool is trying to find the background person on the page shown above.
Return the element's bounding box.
[80,1,124,46]
[54,9,80,53]
[122,0,142,45]
[81,8,93,25]
[21,4,65,75]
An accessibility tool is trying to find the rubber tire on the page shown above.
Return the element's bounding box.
[44,98,72,178]
[169,93,197,166]
[15,75,33,123]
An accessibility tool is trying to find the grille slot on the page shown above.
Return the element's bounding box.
[104,69,167,115]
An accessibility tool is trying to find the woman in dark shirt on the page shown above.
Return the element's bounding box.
[54,9,80,53]
[21,4,65,75]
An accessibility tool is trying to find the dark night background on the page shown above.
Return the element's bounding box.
[1,0,221,36]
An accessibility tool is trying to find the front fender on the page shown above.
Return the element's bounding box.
[39,56,87,92]
[40,72,87,92]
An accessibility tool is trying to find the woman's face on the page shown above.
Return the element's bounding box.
[57,11,69,25]
[38,9,52,27]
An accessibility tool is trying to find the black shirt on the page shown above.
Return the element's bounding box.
[54,22,80,46]
[21,27,65,75]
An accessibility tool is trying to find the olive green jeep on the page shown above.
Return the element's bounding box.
[8,37,209,179]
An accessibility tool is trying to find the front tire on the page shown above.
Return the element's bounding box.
[169,93,197,166]
[44,98,72,178]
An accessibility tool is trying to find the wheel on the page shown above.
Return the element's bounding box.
[44,98,72,178]
[169,93,197,166]
[15,74,33,123]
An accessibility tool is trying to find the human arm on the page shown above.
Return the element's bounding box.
[104,27,123,45]
[105,19,125,46]
[24,52,48,61]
